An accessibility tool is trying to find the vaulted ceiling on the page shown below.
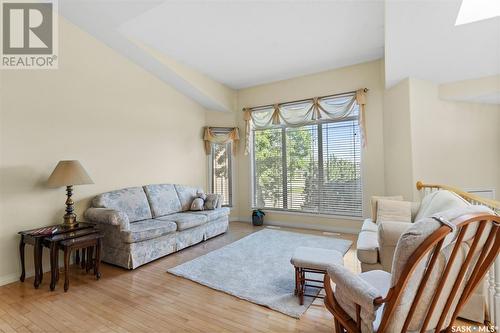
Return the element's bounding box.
[60,0,500,109]
[385,0,500,88]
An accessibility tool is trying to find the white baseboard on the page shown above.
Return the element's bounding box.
[0,272,20,286]
[0,268,43,287]
[230,217,360,234]
[0,262,68,287]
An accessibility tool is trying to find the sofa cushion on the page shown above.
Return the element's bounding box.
[356,230,379,264]
[204,193,222,210]
[190,198,204,211]
[414,190,470,222]
[156,212,208,231]
[143,184,182,217]
[376,199,412,224]
[174,184,204,211]
[92,186,152,222]
[370,195,403,222]
[121,219,177,243]
[191,207,230,221]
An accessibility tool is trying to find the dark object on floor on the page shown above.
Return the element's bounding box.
[252,209,265,226]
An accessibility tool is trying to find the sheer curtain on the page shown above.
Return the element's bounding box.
[244,89,367,154]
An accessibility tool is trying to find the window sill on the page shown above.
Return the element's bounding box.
[251,207,363,221]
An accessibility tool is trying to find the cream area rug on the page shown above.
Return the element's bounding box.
[167,228,351,318]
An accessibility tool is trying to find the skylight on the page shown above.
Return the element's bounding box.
[455,0,500,26]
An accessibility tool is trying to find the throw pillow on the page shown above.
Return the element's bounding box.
[204,193,219,210]
[190,198,204,211]
[197,191,207,201]
[376,199,412,224]
[370,195,404,222]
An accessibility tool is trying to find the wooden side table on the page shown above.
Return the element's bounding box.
[18,222,95,289]
[45,227,100,291]
[18,233,45,288]
[59,232,103,292]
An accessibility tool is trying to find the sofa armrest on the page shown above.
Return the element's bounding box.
[84,208,130,230]
[327,263,382,313]
[377,221,411,271]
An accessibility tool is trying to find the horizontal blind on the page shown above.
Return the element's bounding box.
[211,142,232,207]
[253,128,284,209]
[252,117,362,217]
[320,120,362,216]
[286,125,319,212]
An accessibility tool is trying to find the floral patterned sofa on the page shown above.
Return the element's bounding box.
[84,184,229,269]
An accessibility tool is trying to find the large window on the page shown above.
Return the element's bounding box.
[252,118,362,217]
[210,142,233,207]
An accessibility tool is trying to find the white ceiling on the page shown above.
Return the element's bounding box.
[385,0,500,88]
[119,1,384,89]
[61,0,384,90]
[60,0,500,107]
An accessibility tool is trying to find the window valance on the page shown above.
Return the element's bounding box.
[203,127,240,155]
[243,89,367,154]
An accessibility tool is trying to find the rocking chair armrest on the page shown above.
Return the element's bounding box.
[326,263,384,313]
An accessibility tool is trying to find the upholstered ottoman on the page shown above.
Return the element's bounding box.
[290,246,344,305]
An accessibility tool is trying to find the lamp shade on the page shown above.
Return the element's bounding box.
[47,160,94,187]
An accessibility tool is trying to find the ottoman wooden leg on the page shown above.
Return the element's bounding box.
[299,268,305,305]
[294,267,299,296]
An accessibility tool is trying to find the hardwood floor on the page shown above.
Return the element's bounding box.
[0,222,471,332]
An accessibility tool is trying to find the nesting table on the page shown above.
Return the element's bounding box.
[18,222,103,291]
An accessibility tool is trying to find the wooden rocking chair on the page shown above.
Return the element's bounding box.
[324,206,500,332]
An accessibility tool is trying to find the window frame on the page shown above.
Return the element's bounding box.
[250,116,363,218]
[208,141,233,208]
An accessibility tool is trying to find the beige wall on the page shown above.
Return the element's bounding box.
[382,79,414,200]
[230,60,386,232]
[409,78,500,199]
[439,75,500,103]
[381,77,500,201]
[0,19,209,283]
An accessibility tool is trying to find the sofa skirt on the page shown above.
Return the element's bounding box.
[101,216,229,269]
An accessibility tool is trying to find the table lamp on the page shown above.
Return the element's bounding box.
[47,160,94,228]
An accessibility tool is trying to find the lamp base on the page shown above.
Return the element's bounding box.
[62,185,78,229]
[63,214,78,228]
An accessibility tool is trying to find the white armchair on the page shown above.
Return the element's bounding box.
[357,201,421,272]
